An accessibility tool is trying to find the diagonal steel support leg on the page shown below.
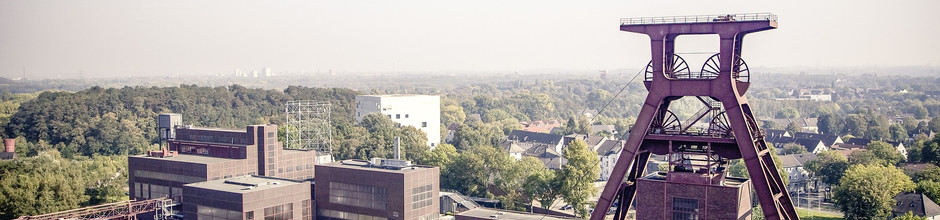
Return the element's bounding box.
[591,93,662,220]
[723,100,799,220]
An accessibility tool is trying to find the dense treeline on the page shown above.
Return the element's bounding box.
[3,85,359,158]
[0,151,128,219]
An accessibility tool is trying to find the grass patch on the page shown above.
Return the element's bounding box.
[797,208,843,220]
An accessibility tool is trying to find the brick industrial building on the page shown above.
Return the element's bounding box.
[129,123,319,203]
[316,159,440,220]
[126,114,441,220]
[182,176,312,220]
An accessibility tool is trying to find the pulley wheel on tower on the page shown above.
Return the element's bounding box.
[644,55,691,81]
[701,53,750,82]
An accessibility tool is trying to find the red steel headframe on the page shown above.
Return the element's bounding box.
[591,13,799,220]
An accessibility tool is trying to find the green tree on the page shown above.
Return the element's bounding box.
[817,113,842,135]
[495,156,544,211]
[785,121,802,135]
[847,141,903,166]
[918,136,940,165]
[833,164,914,220]
[525,167,561,210]
[442,101,466,127]
[917,180,940,203]
[442,149,488,197]
[930,117,940,133]
[890,124,909,142]
[416,143,458,169]
[559,139,600,218]
[781,143,807,155]
[805,150,850,186]
[894,211,927,220]
[398,126,429,161]
[359,113,398,159]
[775,107,800,119]
[843,114,869,137]
[0,151,91,219]
[728,159,748,178]
[917,167,940,182]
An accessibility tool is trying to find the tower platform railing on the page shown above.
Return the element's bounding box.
[621,13,777,25]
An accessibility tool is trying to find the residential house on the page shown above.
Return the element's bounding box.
[525,145,566,170]
[792,132,844,149]
[891,192,940,219]
[766,135,828,154]
[840,138,907,159]
[764,129,791,139]
[779,153,818,193]
[595,139,623,181]
[507,130,565,153]
[500,130,567,169]
[519,120,562,133]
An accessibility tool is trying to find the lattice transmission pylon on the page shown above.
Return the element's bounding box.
[590,13,799,220]
[285,100,332,155]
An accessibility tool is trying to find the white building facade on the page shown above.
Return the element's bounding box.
[355,95,441,148]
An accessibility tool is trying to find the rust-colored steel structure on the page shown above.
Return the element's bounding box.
[590,13,799,220]
[15,197,174,220]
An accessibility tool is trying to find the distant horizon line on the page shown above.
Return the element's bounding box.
[5,64,940,81]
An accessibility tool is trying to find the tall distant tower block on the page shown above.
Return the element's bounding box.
[285,101,333,155]
[591,14,798,220]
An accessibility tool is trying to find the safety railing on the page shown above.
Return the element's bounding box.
[621,13,777,25]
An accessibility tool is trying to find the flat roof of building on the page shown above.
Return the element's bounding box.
[318,159,435,174]
[184,175,306,194]
[457,208,577,220]
[130,153,239,164]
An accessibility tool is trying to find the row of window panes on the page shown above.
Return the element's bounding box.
[318,209,388,220]
[261,202,294,220]
[264,203,294,215]
[330,182,388,194]
[180,145,210,155]
[263,212,292,220]
[331,188,388,200]
[412,191,433,201]
[329,195,387,210]
[197,205,242,220]
[411,199,433,210]
[187,134,247,144]
[135,170,205,183]
[411,184,432,194]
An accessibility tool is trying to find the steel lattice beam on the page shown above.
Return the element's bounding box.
[285,100,333,154]
[16,197,174,220]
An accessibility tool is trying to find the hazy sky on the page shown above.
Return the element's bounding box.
[1,0,938,79]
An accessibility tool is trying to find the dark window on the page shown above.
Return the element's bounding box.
[422,122,427,127]
[672,197,699,220]
[396,114,400,119]
[405,114,409,118]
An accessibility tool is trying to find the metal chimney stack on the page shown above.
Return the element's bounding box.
[394,137,401,160]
